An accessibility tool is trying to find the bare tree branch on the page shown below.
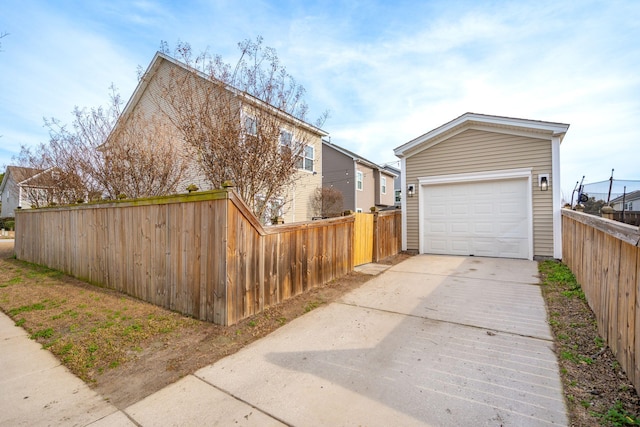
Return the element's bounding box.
[151,38,326,222]
[15,86,188,204]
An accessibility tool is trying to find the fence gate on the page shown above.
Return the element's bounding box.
[353,212,374,266]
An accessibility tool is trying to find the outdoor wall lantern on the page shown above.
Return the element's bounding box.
[407,184,415,198]
[539,174,549,191]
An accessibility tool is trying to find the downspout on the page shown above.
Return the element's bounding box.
[353,159,358,211]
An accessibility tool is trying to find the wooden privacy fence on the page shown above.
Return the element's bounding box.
[14,189,401,326]
[562,209,640,390]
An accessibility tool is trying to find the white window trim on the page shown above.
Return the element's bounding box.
[381,176,387,195]
[279,129,293,147]
[243,113,257,136]
[356,171,363,191]
[299,144,314,173]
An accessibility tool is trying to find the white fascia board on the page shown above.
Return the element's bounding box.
[394,112,569,158]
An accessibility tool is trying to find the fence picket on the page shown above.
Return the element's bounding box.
[14,190,401,326]
[562,208,640,393]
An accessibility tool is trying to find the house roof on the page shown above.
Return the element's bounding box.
[322,141,397,177]
[0,166,43,193]
[610,190,640,204]
[381,164,401,175]
[102,52,328,150]
[393,112,570,158]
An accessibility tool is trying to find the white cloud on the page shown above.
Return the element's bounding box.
[0,0,638,196]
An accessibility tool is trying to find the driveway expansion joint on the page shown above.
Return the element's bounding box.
[337,301,555,343]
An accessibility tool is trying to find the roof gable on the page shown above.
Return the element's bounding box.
[323,141,394,176]
[104,52,327,150]
[611,190,640,204]
[394,112,570,159]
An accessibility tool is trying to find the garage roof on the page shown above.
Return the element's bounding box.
[394,112,570,159]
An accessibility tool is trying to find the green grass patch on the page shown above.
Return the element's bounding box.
[596,401,640,426]
[540,260,586,301]
[9,302,47,315]
[1,276,22,287]
[304,301,323,313]
[31,328,54,339]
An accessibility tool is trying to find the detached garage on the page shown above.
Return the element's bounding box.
[394,113,569,260]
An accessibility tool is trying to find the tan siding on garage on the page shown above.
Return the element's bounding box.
[405,128,553,257]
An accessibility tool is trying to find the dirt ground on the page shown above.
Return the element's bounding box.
[540,260,640,426]
[0,239,409,409]
[2,238,639,425]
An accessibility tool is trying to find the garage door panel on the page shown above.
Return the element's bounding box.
[499,220,528,236]
[423,178,529,259]
[473,202,494,215]
[427,239,449,252]
[450,240,471,254]
[450,223,470,234]
[473,222,496,235]
[427,221,447,234]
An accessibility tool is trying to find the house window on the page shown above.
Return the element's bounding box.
[356,171,363,191]
[296,145,314,172]
[381,177,387,195]
[395,189,401,203]
[279,129,292,147]
[244,115,257,136]
[255,195,284,225]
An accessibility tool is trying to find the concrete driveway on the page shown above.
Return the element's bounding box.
[119,255,568,426]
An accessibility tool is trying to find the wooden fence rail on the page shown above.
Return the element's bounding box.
[15,189,401,326]
[562,209,640,390]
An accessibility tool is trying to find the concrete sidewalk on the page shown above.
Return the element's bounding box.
[1,255,568,426]
[0,311,130,426]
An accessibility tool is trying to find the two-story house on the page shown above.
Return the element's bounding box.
[0,166,60,217]
[381,163,402,208]
[104,52,327,224]
[612,190,640,212]
[322,140,397,213]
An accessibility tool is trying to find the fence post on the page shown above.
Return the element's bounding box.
[372,211,380,263]
[600,205,614,220]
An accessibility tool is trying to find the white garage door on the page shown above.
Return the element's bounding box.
[422,179,530,259]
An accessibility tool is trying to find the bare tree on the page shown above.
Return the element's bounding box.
[0,32,8,52]
[15,87,188,204]
[312,187,344,218]
[150,37,327,222]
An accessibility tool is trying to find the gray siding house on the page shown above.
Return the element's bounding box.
[322,141,397,212]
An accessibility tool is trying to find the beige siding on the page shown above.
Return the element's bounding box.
[405,128,553,257]
[285,132,323,223]
[119,58,323,224]
[355,164,375,212]
[377,171,396,207]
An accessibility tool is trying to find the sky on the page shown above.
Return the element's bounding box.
[1,0,638,200]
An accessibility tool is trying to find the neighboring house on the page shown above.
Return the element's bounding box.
[105,52,327,224]
[381,163,402,207]
[322,140,397,212]
[611,190,640,211]
[394,113,569,260]
[0,166,50,217]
